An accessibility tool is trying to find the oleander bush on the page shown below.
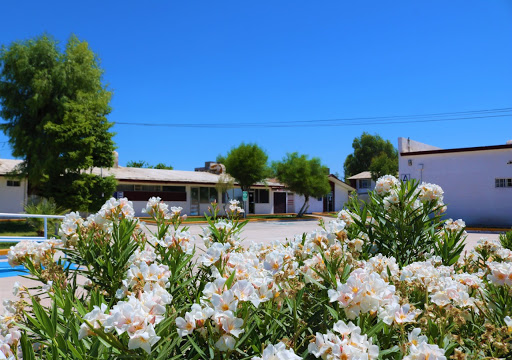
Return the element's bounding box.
[2,176,512,359]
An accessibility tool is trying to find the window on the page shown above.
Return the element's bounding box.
[163,186,186,193]
[359,179,371,189]
[495,178,512,188]
[7,180,20,187]
[117,184,134,192]
[199,187,217,203]
[254,189,269,203]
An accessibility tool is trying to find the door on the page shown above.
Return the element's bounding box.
[190,187,199,215]
[273,192,286,213]
[248,191,255,214]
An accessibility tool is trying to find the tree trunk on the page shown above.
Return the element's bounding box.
[297,195,310,217]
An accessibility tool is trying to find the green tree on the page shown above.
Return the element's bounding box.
[222,143,269,192]
[0,34,116,212]
[368,152,398,181]
[153,163,173,170]
[343,132,398,180]
[273,152,331,217]
[126,160,173,170]
[126,160,150,168]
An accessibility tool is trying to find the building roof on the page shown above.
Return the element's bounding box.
[91,166,284,188]
[347,171,372,180]
[328,174,356,191]
[0,159,23,175]
[401,143,512,156]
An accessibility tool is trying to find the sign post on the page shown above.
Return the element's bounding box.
[242,191,248,218]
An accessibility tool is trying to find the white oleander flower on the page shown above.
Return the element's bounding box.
[252,342,302,360]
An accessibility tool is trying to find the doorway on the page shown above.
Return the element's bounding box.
[248,191,255,214]
[273,192,286,213]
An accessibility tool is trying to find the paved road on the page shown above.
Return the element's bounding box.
[0,218,501,308]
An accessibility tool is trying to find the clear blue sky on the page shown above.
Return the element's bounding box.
[1,1,511,176]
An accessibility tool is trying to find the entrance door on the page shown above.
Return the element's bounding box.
[190,187,199,215]
[273,192,286,213]
[248,191,255,214]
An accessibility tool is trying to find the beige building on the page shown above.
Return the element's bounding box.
[0,158,355,216]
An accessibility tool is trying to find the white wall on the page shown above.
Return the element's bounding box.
[0,177,27,213]
[398,137,441,153]
[334,184,350,211]
[292,195,323,213]
[399,148,512,227]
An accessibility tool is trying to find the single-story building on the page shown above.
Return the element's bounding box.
[398,137,512,227]
[0,157,355,217]
[347,171,375,202]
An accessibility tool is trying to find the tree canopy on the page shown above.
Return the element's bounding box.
[221,143,269,191]
[343,132,398,181]
[126,160,173,170]
[273,152,331,217]
[0,34,116,212]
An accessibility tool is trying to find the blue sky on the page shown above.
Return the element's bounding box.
[1,1,511,176]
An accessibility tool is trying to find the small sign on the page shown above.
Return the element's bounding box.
[401,174,410,182]
[116,191,124,199]
[242,191,248,201]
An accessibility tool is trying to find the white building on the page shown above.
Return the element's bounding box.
[0,158,355,216]
[398,137,512,227]
[0,159,27,213]
[347,171,375,202]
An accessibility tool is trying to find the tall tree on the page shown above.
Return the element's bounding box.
[343,132,398,180]
[126,160,173,170]
[222,143,269,192]
[273,152,331,217]
[0,34,116,212]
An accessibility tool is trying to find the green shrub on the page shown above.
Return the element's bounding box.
[499,228,512,250]
[23,197,68,236]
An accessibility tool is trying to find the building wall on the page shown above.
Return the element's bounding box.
[291,195,324,213]
[0,177,27,213]
[334,184,350,211]
[399,148,512,227]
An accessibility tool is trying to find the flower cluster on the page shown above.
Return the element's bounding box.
[226,199,245,218]
[403,329,446,360]
[7,238,63,267]
[251,342,301,360]
[5,179,512,359]
[309,320,379,359]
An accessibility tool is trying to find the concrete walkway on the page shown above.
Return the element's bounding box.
[0,218,501,308]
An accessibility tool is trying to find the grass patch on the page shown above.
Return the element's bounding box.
[0,221,39,237]
[0,242,18,249]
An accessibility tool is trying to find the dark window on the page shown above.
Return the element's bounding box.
[163,186,186,193]
[199,187,217,203]
[495,178,512,188]
[359,179,371,189]
[254,189,269,203]
[7,180,20,187]
[117,184,134,191]
[140,185,161,192]
[200,187,210,203]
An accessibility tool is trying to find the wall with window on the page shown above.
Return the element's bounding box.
[0,176,27,213]
[399,148,512,226]
[252,189,271,214]
[116,183,190,217]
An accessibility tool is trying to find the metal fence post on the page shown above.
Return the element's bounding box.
[44,218,48,240]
